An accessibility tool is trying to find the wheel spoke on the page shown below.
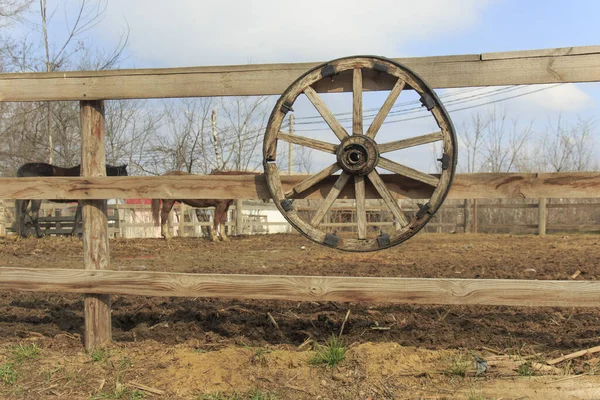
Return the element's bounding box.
[310,172,351,227]
[285,163,341,197]
[365,78,406,139]
[354,175,367,239]
[353,68,363,135]
[367,170,408,227]
[304,86,350,141]
[277,131,337,154]
[378,131,443,153]
[378,157,440,187]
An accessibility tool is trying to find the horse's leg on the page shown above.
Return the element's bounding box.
[71,202,82,236]
[15,200,27,237]
[216,203,229,242]
[29,200,44,238]
[209,208,220,242]
[161,200,175,240]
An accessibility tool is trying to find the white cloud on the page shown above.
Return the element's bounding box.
[97,0,491,67]
[513,84,595,113]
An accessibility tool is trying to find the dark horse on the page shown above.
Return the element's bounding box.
[151,170,257,241]
[15,162,128,237]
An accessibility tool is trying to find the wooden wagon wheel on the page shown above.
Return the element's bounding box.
[263,56,457,252]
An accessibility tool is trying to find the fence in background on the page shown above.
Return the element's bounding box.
[2,197,600,238]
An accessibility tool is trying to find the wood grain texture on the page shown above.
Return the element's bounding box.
[277,132,337,154]
[353,68,363,135]
[304,87,349,141]
[367,170,408,226]
[284,163,341,197]
[310,172,351,226]
[365,78,405,139]
[1,172,600,200]
[378,131,443,153]
[355,175,367,239]
[378,157,440,187]
[1,45,599,101]
[80,100,111,350]
[2,267,600,307]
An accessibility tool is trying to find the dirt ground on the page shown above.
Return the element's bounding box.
[1,233,600,399]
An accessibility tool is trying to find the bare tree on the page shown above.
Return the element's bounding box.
[542,115,596,172]
[219,96,270,171]
[0,0,130,174]
[0,0,32,25]
[145,98,214,175]
[104,99,162,174]
[458,108,533,173]
[458,113,487,173]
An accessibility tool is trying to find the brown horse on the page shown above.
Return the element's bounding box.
[151,170,257,241]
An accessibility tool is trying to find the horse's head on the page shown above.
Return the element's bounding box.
[106,164,128,177]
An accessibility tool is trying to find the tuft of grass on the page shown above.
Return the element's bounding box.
[561,359,574,376]
[129,391,146,400]
[91,384,146,400]
[466,391,485,400]
[247,389,277,400]
[0,363,17,385]
[117,356,133,370]
[309,335,346,368]
[197,390,276,400]
[517,361,534,377]
[43,365,63,383]
[445,352,470,378]
[90,348,109,363]
[197,393,242,400]
[250,348,269,366]
[11,343,40,363]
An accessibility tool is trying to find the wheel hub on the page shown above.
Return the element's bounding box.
[336,135,379,176]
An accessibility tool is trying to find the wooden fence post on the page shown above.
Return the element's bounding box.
[472,199,478,234]
[538,197,547,236]
[81,100,111,350]
[235,199,244,235]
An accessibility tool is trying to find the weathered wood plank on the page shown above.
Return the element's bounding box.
[355,175,367,239]
[0,172,600,200]
[1,268,600,307]
[0,45,599,101]
[80,100,112,350]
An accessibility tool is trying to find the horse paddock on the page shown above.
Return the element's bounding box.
[2,233,600,399]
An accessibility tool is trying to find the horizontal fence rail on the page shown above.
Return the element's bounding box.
[1,268,600,308]
[1,172,600,201]
[0,45,599,101]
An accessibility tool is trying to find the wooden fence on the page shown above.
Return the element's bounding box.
[1,45,600,350]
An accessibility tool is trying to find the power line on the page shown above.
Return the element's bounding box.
[293,85,525,127]
[291,86,518,123]
[293,84,563,132]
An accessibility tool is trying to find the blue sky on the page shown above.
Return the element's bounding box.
[9,0,600,172]
[402,1,600,56]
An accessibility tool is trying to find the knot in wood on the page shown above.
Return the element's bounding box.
[309,285,325,296]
